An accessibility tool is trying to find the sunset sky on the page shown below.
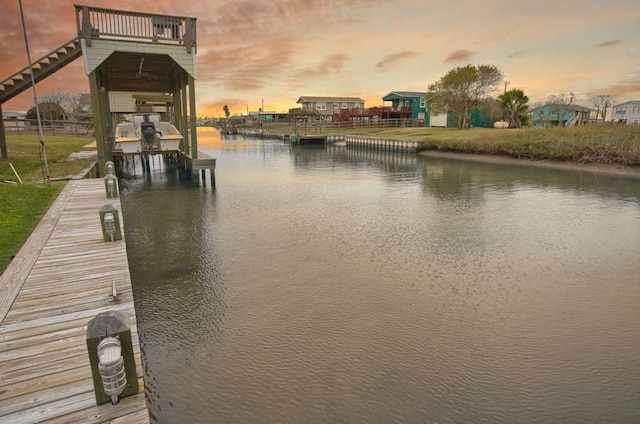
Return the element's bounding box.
[1,0,638,117]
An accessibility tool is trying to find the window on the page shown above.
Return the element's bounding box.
[316,103,326,110]
[333,103,339,109]
[615,108,626,115]
[420,98,426,108]
[342,103,348,109]
[633,106,640,113]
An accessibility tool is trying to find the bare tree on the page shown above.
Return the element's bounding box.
[547,92,575,105]
[591,95,612,121]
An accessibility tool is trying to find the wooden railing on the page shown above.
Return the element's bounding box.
[75,5,197,53]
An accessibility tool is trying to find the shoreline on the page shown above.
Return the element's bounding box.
[418,150,640,180]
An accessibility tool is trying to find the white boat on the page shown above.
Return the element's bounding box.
[114,114,183,154]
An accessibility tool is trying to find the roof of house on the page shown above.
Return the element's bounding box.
[383,91,426,99]
[530,104,596,112]
[297,96,365,104]
[614,100,640,108]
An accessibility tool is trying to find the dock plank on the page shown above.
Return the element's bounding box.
[0,179,149,423]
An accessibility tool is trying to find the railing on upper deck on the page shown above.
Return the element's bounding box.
[75,5,197,53]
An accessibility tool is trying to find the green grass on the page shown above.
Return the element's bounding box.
[263,123,640,166]
[0,134,95,274]
[1,135,95,183]
[417,125,640,165]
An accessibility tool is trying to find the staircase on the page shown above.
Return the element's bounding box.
[0,37,82,104]
[564,112,581,127]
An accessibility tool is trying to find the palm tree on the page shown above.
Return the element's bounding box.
[499,89,529,128]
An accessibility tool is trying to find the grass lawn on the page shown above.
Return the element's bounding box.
[0,134,95,274]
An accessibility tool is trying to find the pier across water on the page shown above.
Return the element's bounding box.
[0,179,148,423]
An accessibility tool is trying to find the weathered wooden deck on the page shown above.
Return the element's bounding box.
[0,179,149,423]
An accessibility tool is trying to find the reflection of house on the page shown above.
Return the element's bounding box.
[296,96,365,119]
[612,101,640,124]
[530,104,598,127]
[381,92,428,126]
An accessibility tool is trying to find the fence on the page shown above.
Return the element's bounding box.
[2,119,93,137]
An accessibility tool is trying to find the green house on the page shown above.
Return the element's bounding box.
[381,91,429,126]
[530,104,597,127]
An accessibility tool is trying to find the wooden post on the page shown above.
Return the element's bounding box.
[0,104,8,160]
[180,73,189,156]
[188,74,197,160]
[89,70,107,177]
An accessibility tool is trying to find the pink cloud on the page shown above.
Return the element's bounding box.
[375,51,419,70]
[444,50,474,63]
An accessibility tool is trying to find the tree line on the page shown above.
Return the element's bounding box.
[428,64,613,129]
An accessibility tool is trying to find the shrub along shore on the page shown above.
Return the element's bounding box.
[1,126,638,274]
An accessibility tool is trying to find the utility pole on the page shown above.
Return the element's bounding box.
[504,81,510,94]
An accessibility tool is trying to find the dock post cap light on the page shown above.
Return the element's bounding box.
[97,337,127,405]
[103,212,116,241]
[86,311,139,405]
[99,204,122,242]
[104,174,118,199]
[105,161,115,175]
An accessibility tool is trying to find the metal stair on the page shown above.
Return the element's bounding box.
[0,37,82,104]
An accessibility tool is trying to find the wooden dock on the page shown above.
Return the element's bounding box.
[0,179,149,423]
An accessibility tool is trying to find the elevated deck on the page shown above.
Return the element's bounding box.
[0,179,148,423]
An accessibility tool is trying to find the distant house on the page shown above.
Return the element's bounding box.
[612,101,640,124]
[530,104,598,127]
[296,96,365,119]
[381,91,429,126]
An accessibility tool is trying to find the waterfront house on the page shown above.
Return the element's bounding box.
[612,101,640,124]
[296,96,365,120]
[381,91,429,126]
[529,104,598,127]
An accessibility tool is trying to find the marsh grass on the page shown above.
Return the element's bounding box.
[0,135,95,273]
[417,125,640,165]
[265,123,639,165]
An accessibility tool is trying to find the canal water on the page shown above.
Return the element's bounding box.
[119,128,640,423]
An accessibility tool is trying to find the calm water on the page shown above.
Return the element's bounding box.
[120,128,640,423]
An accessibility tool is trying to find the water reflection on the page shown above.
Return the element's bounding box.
[121,129,640,423]
[119,162,228,419]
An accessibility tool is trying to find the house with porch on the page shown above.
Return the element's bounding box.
[296,96,365,120]
[612,101,640,124]
[530,104,598,127]
[381,91,429,126]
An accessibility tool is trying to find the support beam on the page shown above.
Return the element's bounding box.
[0,104,8,160]
[180,74,189,156]
[188,75,197,160]
[88,69,112,176]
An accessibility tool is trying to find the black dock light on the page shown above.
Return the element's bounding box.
[97,337,127,404]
